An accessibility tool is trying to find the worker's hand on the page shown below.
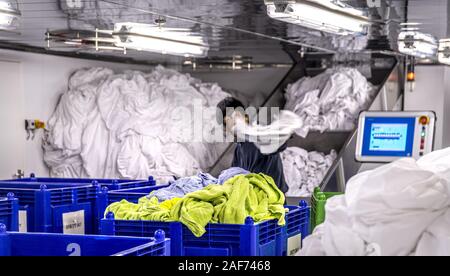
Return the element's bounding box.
[224,116,235,135]
[225,111,247,135]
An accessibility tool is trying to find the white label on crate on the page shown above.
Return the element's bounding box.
[287,234,302,256]
[67,243,81,256]
[62,210,85,235]
[19,210,27,233]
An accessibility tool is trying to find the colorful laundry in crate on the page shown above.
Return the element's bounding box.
[149,172,218,202]
[171,173,286,237]
[105,173,286,238]
[217,167,250,184]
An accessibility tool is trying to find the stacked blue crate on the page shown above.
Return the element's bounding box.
[0,175,158,234]
[3,173,156,191]
[101,213,285,256]
[282,202,310,256]
[0,194,19,231]
[100,202,310,256]
[101,180,311,256]
[0,182,107,234]
[0,223,170,256]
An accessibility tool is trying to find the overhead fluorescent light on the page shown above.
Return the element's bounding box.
[112,22,209,57]
[0,0,21,30]
[400,23,422,32]
[400,22,422,27]
[401,27,420,32]
[438,39,450,65]
[264,0,369,36]
[398,31,438,59]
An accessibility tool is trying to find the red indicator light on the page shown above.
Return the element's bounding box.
[419,116,429,125]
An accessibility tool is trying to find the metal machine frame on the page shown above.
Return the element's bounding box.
[319,60,404,194]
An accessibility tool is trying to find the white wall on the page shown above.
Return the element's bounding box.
[443,68,450,148]
[0,60,24,179]
[444,3,450,148]
[404,66,445,150]
[404,1,450,149]
[408,0,448,39]
[0,49,155,178]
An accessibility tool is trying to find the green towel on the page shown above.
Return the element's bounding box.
[104,197,181,221]
[104,173,286,238]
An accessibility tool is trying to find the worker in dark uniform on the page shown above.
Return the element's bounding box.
[217,97,289,193]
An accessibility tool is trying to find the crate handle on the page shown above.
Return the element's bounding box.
[299,200,308,208]
[245,217,254,225]
[106,212,115,220]
[154,229,166,242]
[0,223,6,234]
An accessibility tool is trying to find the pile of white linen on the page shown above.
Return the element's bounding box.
[281,147,337,197]
[43,66,230,183]
[285,68,376,137]
[299,147,450,256]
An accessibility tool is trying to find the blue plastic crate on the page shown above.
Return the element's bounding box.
[283,201,310,256]
[107,185,170,204]
[100,203,309,257]
[0,194,19,232]
[0,224,170,256]
[3,174,156,191]
[0,182,108,234]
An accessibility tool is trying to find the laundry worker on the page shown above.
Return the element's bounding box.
[217,97,289,193]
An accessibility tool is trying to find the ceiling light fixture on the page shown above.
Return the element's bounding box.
[400,22,422,27]
[112,22,209,57]
[264,0,370,36]
[398,30,438,59]
[0,0,21,31]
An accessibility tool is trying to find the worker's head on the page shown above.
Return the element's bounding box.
[217,97,248,134]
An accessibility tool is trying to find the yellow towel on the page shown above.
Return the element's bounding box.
[105,173,286,238]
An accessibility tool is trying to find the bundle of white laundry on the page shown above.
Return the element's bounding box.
[43,66,230,183]
[281,147,337,197]
[299,147,450,256]
[233,110,303,154]
[285,67,376,137]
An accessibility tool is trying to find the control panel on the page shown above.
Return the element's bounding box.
[356,111,436,162]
